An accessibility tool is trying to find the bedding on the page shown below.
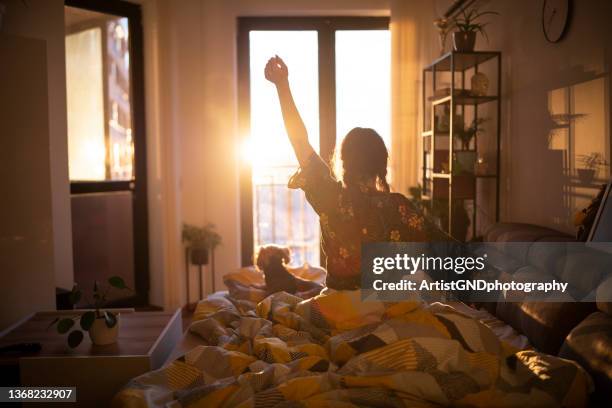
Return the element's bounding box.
[113,270,592,408]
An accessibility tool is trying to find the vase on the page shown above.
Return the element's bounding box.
[89,314,120,346]
[434,18,450,55]
[452,31,476,52]
[471,72,489,96]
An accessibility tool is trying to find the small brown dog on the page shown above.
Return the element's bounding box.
[256,244,322,297]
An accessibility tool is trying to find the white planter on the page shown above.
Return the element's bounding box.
[88,314,120,346]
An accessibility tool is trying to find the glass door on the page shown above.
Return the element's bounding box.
[238,18,390,267]
[64,0,148,305]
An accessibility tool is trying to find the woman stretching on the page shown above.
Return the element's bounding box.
[265,55,437,290]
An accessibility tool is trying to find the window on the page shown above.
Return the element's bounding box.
[65,12,133,181]
[239,18,390,266]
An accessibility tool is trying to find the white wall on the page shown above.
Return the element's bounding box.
[0,34,56,329]
[484,0,612,233]
[2,0,74,291]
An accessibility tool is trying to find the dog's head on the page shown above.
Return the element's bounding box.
[256,245,291,271]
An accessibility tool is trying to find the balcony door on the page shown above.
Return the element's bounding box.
[64,0,148,305]
[238,18,391,266]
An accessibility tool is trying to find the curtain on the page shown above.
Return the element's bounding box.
[390,0,437,195]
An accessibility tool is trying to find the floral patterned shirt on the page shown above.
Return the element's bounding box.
[288,153,435,290]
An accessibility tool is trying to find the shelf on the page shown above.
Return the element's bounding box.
[421,50,501,241]
[429,94,498,106]
[425,51,500,72]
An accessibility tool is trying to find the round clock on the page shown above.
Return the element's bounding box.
[542,0,571,43]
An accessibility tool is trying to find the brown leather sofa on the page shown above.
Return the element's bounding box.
[482,223,612,406]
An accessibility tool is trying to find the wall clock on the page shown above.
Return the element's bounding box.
[542,0,571,43]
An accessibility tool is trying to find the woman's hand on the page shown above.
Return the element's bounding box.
[265,54,315,166]
[264,55,288,86]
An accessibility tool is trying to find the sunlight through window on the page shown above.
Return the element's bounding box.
[249,31,320,266]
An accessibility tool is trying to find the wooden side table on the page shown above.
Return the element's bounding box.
[0,309,182,407]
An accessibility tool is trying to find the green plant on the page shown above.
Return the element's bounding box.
[458,118,487,149]
[182,223,222,250]
[450,5,498,41]
[578,153,608,170]
[48,277,130,348]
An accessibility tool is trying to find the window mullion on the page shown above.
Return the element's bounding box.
[317,22,337,164]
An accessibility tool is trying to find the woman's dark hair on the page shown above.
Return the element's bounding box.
[339,127,390,192]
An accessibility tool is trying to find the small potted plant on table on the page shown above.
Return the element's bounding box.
[48,276,130,347]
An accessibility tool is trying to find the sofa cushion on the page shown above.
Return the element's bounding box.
[520,301,597,354]
[554,250,611,300]
[559,311,612,404]
[497,301,597,355]
[483,222,573,243]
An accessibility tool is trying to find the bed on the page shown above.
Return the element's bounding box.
[112,266,592,407]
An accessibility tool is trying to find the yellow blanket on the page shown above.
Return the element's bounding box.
[113,288,592,407]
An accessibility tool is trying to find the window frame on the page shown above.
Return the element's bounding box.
[238,16,390,266]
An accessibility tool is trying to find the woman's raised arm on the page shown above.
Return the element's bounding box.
[264,56,315,167]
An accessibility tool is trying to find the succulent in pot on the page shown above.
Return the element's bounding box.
[48,276,130,347]
[450,6,498,52]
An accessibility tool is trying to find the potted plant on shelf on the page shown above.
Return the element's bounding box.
[453,118,486,176]
[577,153,609,184]
[457,118,486,150]
[182,223,222,266]
[48,276,130,347]
[450,5,498,52]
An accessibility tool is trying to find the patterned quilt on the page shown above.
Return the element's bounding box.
[113,273,592,407]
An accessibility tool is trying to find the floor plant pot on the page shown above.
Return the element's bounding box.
[190,247,209,266]
[453,31,476,52]
[89,314,120,346]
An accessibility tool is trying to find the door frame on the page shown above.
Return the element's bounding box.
[237,17,390,266]
[65,0,149,305]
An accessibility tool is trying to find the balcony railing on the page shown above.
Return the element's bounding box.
[253,165,320,266]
